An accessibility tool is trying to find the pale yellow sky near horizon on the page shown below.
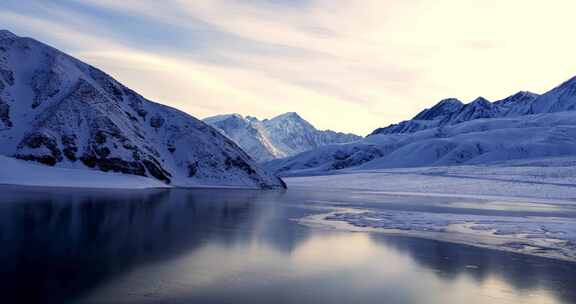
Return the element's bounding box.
[2,0,576,135]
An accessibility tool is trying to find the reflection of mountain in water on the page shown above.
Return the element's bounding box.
[0,187,302,303]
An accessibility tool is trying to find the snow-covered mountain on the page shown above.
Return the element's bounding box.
[204,112,361,162]
[371,92,540,136]
[370,98,465,135]
[0,30,285,189]
[266,75,576,176]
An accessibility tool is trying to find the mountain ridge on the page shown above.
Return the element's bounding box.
[370,91,543,136]
[266,73,576,176]
[204,112,361,162]
[0,30,285,189]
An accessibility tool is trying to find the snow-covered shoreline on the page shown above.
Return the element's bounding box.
[287,164,576,262]
[0,155,169,189]
[0,156,277,190]
[286,161,576,202]
[300,208,576,263]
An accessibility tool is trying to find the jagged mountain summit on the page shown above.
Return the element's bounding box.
[371,92,540,136]
[493,91,540,116]
[0,30,285,189]
[204,112,361,162]
[266,74,576,176]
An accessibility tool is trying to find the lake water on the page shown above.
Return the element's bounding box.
[0,185,574,304]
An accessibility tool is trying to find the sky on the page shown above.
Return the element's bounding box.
[2,1,576,135]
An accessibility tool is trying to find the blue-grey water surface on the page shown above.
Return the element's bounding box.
[0,185,574,304]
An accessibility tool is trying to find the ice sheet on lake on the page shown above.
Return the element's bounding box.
[305,208,576,262]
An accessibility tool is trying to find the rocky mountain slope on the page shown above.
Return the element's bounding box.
[204,112,361,162]
[0,30,285,189]
[266,75,576,176]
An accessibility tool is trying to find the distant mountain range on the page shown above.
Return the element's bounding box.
[0,30,284,189]
[266,76,576,176]
[204,112,361,162]
[5,28,576,183]
[370,91,540,135]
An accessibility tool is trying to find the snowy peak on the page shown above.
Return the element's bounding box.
[264,112,316,134]
[265,112,316,132]
[554,74,576,90]
[493,91,539,116]
[204,112,361,162]
[494,91,539,105]
[203,113,245,124]
[370,98,465,135]
[443,96,495,125]
[0,30,285,189]
[469,96,491,107]
[203,113,250,130]
[270,111,303,121]
[413,98,463,121]
[530,75,576,114]
[372,90,541,136]
[267,73,576,176]
[368,72,576,138]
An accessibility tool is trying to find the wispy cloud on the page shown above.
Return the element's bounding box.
[3,0,576,135]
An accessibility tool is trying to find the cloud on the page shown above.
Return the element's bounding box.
[3,0,576,135]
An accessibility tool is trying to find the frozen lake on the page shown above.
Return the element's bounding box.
[0,185,575,304]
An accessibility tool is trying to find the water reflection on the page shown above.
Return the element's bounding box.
[0,186,574,304]
[372,236,575,303]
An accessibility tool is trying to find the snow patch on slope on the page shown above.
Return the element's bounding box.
[0,155,167,189]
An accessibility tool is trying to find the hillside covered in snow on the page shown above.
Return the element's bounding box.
[0,30,285,189]
[370,91,540,136]
[204,112,360,162]
[266,75,576,176]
